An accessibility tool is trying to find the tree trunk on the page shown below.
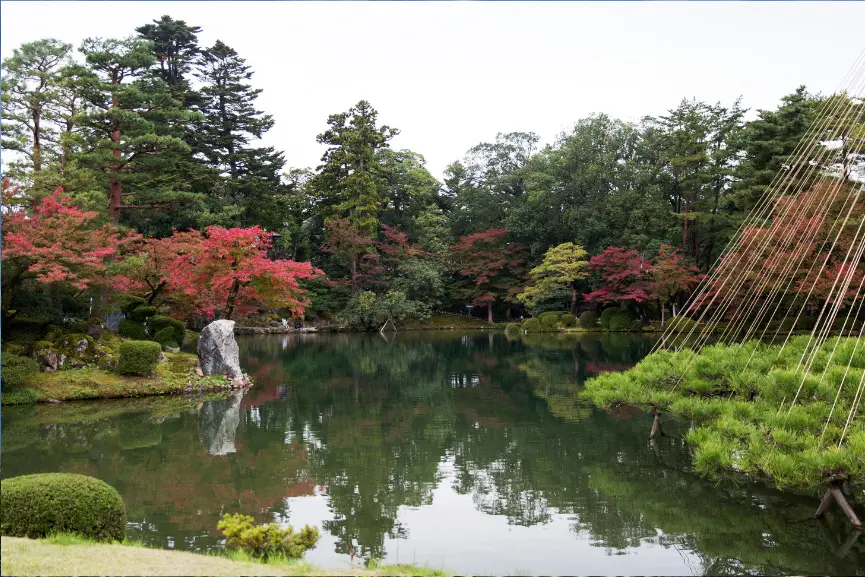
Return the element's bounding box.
[487,303,493,324]
[682,197,689,256]
[571,289,578,315]
[109,75,123,223]
[661,302,665,327]
[224,280,241,320]
[33,106,42,172]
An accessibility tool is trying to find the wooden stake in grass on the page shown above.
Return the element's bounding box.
[815,481,863,530]
[649,410,666,440]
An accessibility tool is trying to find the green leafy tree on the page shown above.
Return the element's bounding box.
[517,242,589,314]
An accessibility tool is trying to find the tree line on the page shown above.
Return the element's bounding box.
[3,15,862,327]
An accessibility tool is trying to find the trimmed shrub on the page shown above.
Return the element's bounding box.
[560,313,577,327]
[153,327,176,348]
[522,317,541,332]
[608,311,636,331]
[0,473,126,541]
[128,306,157,322]
[2,388,38,405]
[599,307,619,329]
[505,322,520,334]
[217,513,320,560]
[120,295,147,315]
[537,311,567,324]
[668,315,697,333]
[150,316,186,345]
[539,315,560,331]
[1,354,41,387]
[117,341,162,376]
[118,319,147,340]
[579,311,599,329]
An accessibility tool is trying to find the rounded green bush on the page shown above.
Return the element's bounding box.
[0,473,126,541]
[579,311,598,329]
[1,354,41,387]
[560,313,577,327]
[608,310,636,331]
[537,311,567,324]
[117,341,162,376]
[118,319,147,340]
[505,322,520,333]
[522,317,541,332]
[150,316,186,345]
[668,315,697,333]
[152,326,176,347]
[599,308,619,329]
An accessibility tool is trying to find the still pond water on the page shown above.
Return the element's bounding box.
[2,331,863,575]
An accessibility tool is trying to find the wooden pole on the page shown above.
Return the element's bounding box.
[815,481,863,530]
[649,411,666,440]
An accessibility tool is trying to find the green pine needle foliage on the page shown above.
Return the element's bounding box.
[583,335,865,489]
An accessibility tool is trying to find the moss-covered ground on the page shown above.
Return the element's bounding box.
[2,353,235,405]
[583,335,865,489]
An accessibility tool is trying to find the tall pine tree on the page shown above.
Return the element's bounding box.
[194,40,286,232]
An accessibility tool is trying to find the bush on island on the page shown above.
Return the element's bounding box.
[505,322,520,334]
[522,318,541,332]
[608,310,637,331]
[560,313,577,327]
[150,316,186,345]
[599,307,620,329]
[0,473,126,541]
[117,341,162,376]
[579,311,598,329]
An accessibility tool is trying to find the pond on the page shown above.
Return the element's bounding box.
[2,331,863,575]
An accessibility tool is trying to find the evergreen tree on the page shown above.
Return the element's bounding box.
[194,40,286,232]
[311,100,399,239]
[75,36,203,229]
[135,15,202,102]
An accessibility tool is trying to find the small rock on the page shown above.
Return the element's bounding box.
[35,347,59,372]
[164,346,180,354]
[75,339,89,354]
[195,367,205,377]
[87,324,102,339]
[159,353,168,363]
[46,399,62,404]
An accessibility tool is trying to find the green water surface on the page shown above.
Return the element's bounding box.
[2,331,862,575]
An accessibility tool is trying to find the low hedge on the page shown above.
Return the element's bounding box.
[153,327,176,348]
[505,322,520,334]
[599,307,619,329]
[0,473,126,541]
[118,319,147,340]
[117,341,162,376]
[522,317,541,332]
[560,313,577,327]
[579,311,598,329]
[150,316,186,345]
[2,354,41,387]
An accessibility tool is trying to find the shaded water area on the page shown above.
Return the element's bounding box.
[2,331,863,575]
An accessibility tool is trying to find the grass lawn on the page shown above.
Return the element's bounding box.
[0,536,451,576]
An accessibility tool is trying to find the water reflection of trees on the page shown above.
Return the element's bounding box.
[3,332,861,574]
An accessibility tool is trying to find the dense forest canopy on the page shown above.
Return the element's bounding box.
[3,15,864,327]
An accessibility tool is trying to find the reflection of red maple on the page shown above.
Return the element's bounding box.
[584,361,630,375]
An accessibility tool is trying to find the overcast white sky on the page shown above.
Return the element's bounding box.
[2,1,864,179]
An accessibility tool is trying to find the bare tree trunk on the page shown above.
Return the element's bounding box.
[487,303,493,324]
[224,280,241,320]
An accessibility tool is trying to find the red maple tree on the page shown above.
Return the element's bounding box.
[451,228,527,323]
[2,187,141,312]
[651,244,702,325]
[142,226,323,320]
[584,246,655,307]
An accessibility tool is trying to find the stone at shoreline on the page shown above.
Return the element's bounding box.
[197,320,250,386]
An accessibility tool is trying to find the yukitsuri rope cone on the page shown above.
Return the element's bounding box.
[585,49,865,529]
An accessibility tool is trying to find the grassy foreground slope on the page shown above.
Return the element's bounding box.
[0,536,450,576]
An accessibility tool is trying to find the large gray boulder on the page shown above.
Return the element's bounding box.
[197,320,248,386]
